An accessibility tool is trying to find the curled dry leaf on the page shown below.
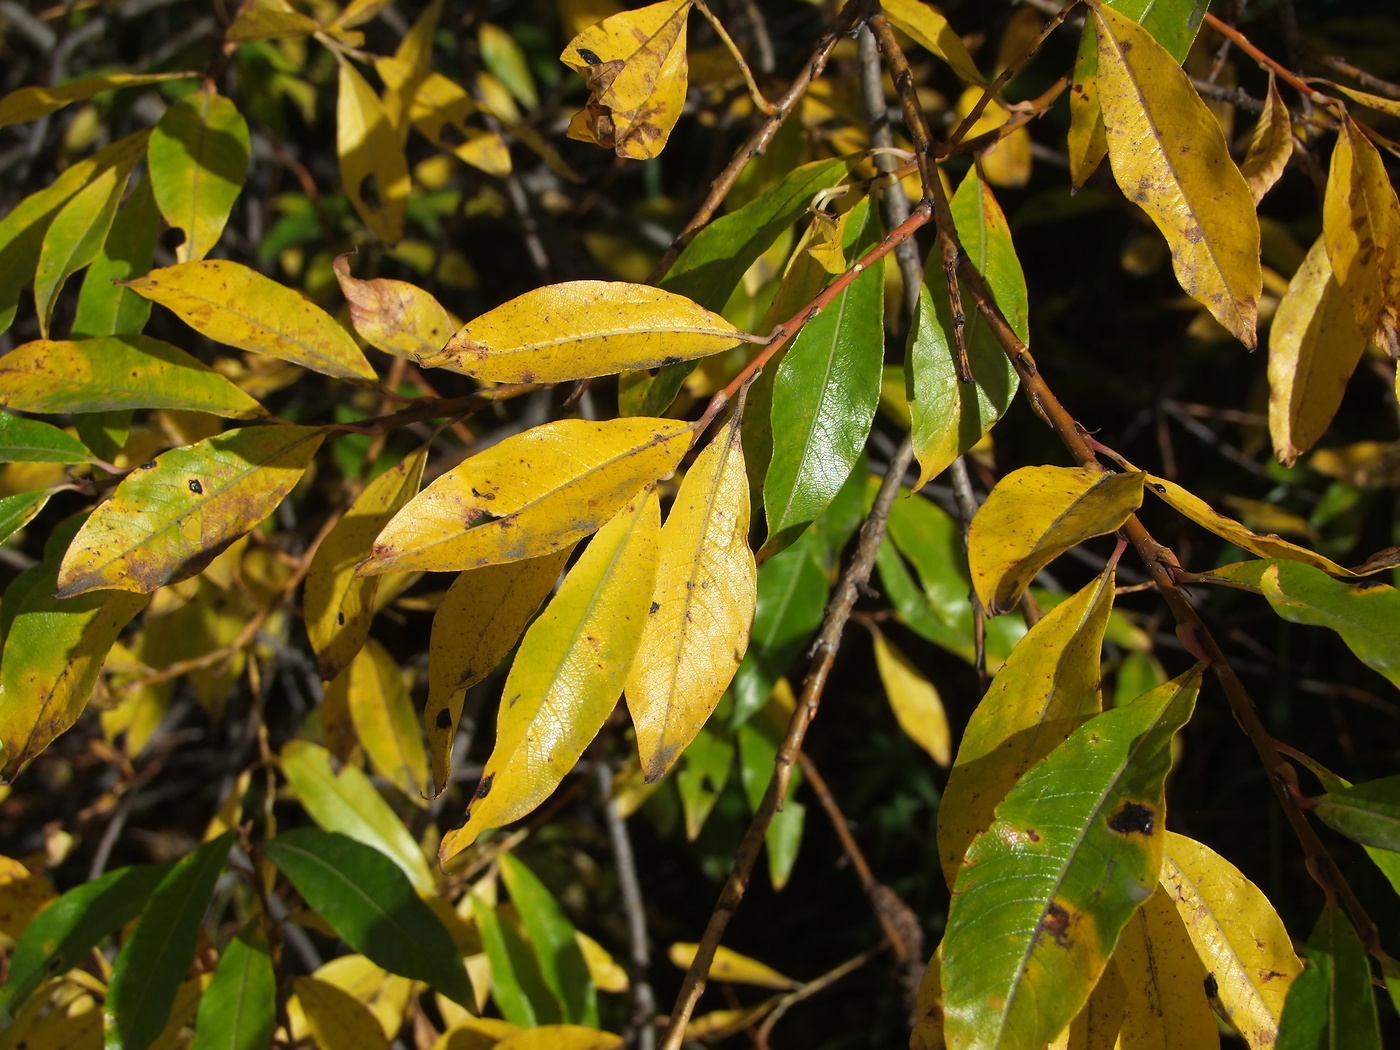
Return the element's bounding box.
[1239,74,1292,206]
[332,254,457,366]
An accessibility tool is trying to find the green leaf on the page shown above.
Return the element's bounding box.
[1260,561,1400,688]
[105,832,234,1050]
[0,488,53,546]
[72,174,159,339]
[0,862,169,1018]
[0,73,194,129]
[1276,907,1382,1050]
[1313,776,1400,854]
[0,336,267,418]
[0,413,93,464]
[676,724,735,841]
[472,887,552,1027]
[148,88,250,263]
[262,828,473,1007]
[499,853,599,1027]
[1286,750,1400,896]
[763,196,883,557]
[189,927,276,1050]
[942,666,1202,1050]
[736,716,805,891]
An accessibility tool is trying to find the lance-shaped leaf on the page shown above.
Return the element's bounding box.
[1160,832,1302,1047]
[265,828,474,1006]
[0,72,192,129]
[1283,750,1400,899]
[362,417,691,575]
[375,59,513,177]
[190,927,276,1050]
[873,626,950,767]
[0,489,54,547]
[0,517,148,782]
[125,261,377,382]
[334,638,429,801]
[763,197,883,557]
[472,887,551,1027]
[1064,957,1128,1048]
[73,174,158,339]
[937,566,1115,887]
[1268,236,1368,467]
[1276,908,1381,1050]
[0,413,92,464]
[1260,561,1400,688]
[0,336,266,418]
[337,54,409,246]
[628,414,756,781]
[908,169,1023,489]
[967,465,1143,616]
[292,976,389,1050]
[105,832,233,1050]
[1323,114,1400,359]
[561,0,690,160]
[676,724,734,840]
[225,0,321,41]
[668,943,798,990]
[882,0,991,89]
[424,281,750,383]
[333,254,457,366]
[56,424,326,597]
[1241,75,1293,206]
[499,853,599,1027]
[426,549,572,797]
[1114,886,1221,1050]
[148,87,250,263]
[1311,776,1400,852]
[1092,1,1261,347]
[495,1027,622,1050]
[440,489,659,862]
[941,667,1202,1050]
[306,445,427,680]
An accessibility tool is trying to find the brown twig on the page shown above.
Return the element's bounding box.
[1202,11,1335,108]
[658,435,916,1050]
[694,0,774,114]
[753,944,886,1050]
[1315,54,1400,100]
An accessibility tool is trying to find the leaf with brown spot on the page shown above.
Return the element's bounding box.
[1112,886,1221,1050]
[1240,74,1292,206]
[336,54,410,247]
[332,255,458,369]
[336,637,429,803]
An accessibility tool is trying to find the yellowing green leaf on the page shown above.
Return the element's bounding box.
[333,254,457,366]
[1113,885,1221,1050]
[1092,1,1262,347]
[337,55,410,246]
[968,465,1143,616]
[72,174,159,340]
[493,1027,623,1050]
[306,446,428,681]
[292,976,390,1050]
[1323,114,1400,359]
[872,627,950,767]
[0,336,266,418]
[627,414,756,782]
[440,488,659,861]
[1268,236,1368,467]
[954,85,1031,188]
[1065,957,1128,1050]
[148,87,250,263]
[1068,21,1109,191]
[667,942,798,990]
[225,0,321,41]
[937,566,1115,887]
[0,73,192,130]
[334,0,395,31]
[362,417,692,575]
[1160,831,1301,1048]
[881,0,991,90]
[333,638,428,802]
[56,424,326,597]
[1240,75,1292,206]
[125,261,376,381]
[424,281,749,383]
[561,0,690,160]
[1260,561,1400,688]
[426,549,572,798]
[0,414,92,465]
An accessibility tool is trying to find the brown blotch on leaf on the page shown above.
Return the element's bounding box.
[1204,972,1219,998]
[337,611,345,626]
[1107,801,1154,835]
[475,773,494,799]
[188,479,203,495]
[435,708,452,729]
[1038,902,1073,949]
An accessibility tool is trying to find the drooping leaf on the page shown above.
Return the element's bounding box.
[305,445,428,680]
[872,626,950,766]
[1241,75,1293,206]
[291,976,389,1050]
[499,853,599,1027]
[0,336,266,418]
[967,464,1143,616]
[124,261,377,382]
[190,927,277,1050]
[336,637,429,801]
[423,281,750,382]
[1312,776,1400,853]
[1259,561,1400,687]
[72,174,159,339]
[264,828,474,1006]
[668,942,798,990]
[363,417,691,575]
[1113,885,1220,1049]
[225,0,321,41]
[471,886,558,1026]
[1285,750,1400,902]
[676,723,734,839]
[105,832,234,1050]
[882,0,991,90]
[56,424,325,598]
[337,54,409,246]
[0,413,92,464]
[0,488,54,546]
[763,196,883,556]
[735,693,806,890]
[1276,907,1381,1050]
[0,72,192,129]
[1064,957,1128,1049]
[628,413,756,781]
[1268,236,1369,467]
[942,667,1201,1050]
[937,566,1115,887]
[441,489,659,860]
[1159,831,1302,1047]
[148,87,250,263]
[1092,0,1261,347]
[332,254,457,366]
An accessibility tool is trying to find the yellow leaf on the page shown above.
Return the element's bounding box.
[954,86,1031,188]
[1268,235,1369,467]
[439,489,660,861]
[375,59,512,177]
[575,931,629,993]
[361,417,692,575]
[226,0,321,41]
[871,627,950,767]
[967,465,1143,616]
[306,446,428,681]
[424,280,749,382]
[936,567,1114,887]
[1067,21,1108,191]
[1309,441,1400,489]
[334,0,395,30]
[334,638,428,802]
[1326,82,1400,121]
[910,944,944,1050]
[561,0,690,160]
[1113,886,1221,1050]
[337,55,410,246]
[56,424,325,598]
[494,1027,623,1050]
[0,73,192,130]
[1240,75,1292,206]
[881,0,991,91]
[435,1016,523,1050]
[125,261,376,381]
[667,942,797,990]
[626,414,756,782]
[311,955,414,1041]
[1091,1,1262,348]
[1065,957,1128,1050]
[684,1002,777,1042]
[380,2,439,143]
[0,855,56,939]
[292,975,391,1050]
[1323,114,1400,359]
[426,549,573,798]
[1160,833,1301,1047]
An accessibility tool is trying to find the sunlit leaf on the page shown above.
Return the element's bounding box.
[1312,775,1400,853]
[676,724,734,839]
[1240,75,1292,206]
[872,626,950,767]
[225,0,321,41]
[292,976,389,1050]
[72,174,158,339]
[471,886,559,1026]
[1113,886,1220,1049]
[148,88,249,263]
[0,72,192,129]
[494,1027,623,1050]
[335,638,429,802]
[375,59,512,177]
[0,413,92,464]
[1259,561,1400,687]
[0,488,52,546]
[333,254,457,366]
[668,942,798,990]
[337,54,410,246]
[499,853,598,1027]
[882,0,991,89]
